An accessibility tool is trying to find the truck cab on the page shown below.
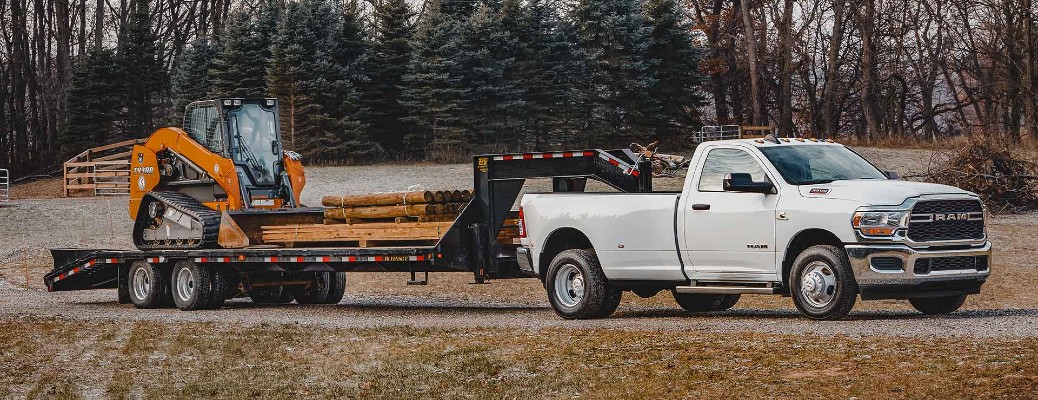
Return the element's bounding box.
[518,138,991,320]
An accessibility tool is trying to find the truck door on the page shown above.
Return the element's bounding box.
[682,147,779,277]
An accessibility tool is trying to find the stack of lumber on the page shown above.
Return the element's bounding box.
[320,189,472,224]
[262,221,453,247]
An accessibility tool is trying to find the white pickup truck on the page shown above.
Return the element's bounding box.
[517,138,991,320]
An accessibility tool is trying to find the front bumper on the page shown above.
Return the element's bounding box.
[845,242,991,300]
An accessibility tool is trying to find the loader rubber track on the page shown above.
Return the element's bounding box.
[133,191,222,250]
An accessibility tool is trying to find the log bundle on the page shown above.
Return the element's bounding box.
[320,189,472,224]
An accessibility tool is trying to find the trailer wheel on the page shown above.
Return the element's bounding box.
[545,249,620,319]
[204,267,228,310]
[789,245,858,320]
[171,260,214,311]
[291,272,332,304]
[671,292,740,312]
[909,295,967,315]
[127,261,170,309]
[324,272,347,304]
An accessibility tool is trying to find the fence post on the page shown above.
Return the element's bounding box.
[0,168,9,201]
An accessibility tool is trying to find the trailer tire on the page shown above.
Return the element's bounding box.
[324,272,346,304]
[789,245,857,320]
[545,249,620,319]
[171,260,213,311]
[909,295,967,315]
[127,261,170,309]
[204,267,228,310]
[291,272,332,304]
[672,292,740,312]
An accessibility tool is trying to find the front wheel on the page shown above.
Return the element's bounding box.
[789,245,858,320]
[545,249,621,319]
[909,295,967,315]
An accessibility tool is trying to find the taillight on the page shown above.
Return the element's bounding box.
[518,207,528,238]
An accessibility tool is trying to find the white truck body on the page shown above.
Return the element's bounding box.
[518,139,991,319]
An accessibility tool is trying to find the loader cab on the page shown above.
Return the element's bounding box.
[182,98,294,207]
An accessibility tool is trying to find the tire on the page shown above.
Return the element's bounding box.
[909,295,967,315]
[249,286,294,304]
[204,267,228,310]
[170,260,213,311]
[545,249,621,319]
[324,272,346,304]
[789,245,858,320]
[290,272,332,304]
[671,292,740,312]
[127,260,171,309]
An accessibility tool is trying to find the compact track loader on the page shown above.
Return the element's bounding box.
[129,98,321,250]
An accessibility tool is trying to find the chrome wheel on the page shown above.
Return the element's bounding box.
[553,263,585,308]
[132,267,150,300]
[800,261,837,308]
[175,268,195,303]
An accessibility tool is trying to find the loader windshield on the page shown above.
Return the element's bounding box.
[228,104,280,187]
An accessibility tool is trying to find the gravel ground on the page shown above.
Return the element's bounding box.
[1,146,1035,339]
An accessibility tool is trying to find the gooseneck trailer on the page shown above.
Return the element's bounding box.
[45,149,652,309]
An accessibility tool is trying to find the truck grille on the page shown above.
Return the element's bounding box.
[914,256,989,275]
[907,199,985,242]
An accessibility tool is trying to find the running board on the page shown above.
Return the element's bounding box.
[674,282,780,295]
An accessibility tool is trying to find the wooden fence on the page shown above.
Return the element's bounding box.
[63,139,146,197]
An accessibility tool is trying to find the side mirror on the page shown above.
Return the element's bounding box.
[884,171,901,180]
[723,173,774,194]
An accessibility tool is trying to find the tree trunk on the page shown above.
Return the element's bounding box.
[94,0,103,49]
[1023,0,1037,141]
[739,0,764,125]
[822,0,846,138]
[859,0,882,139]
[777,0,795,137]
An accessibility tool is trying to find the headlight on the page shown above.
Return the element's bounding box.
[851,210,908,236]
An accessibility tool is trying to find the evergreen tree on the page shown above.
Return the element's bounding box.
[210,1,280,98]
[171,37,218,114]
[454,3,523,150]
[571,0,655,144]
[515,0,587,149]
[362,0,414,155]
[116,0,169,139]
[644,0,707,140]
[61,48,123,157]
[268,0,319,151]
[400,0,469,161]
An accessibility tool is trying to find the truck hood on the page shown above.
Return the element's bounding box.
[797,179,976,206]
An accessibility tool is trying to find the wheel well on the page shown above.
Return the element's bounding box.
[781,229,843,293]
[538,228,593,281]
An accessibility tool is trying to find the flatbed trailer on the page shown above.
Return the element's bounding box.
[45,149,652,307]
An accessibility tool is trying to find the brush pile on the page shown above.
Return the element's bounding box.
[924,142,1038,212]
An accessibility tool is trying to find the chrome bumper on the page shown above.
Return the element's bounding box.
[845,242,991,299]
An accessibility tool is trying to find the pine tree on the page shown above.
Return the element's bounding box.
[210,2,280,98]
[454,3,523,150]
[400,0,470,161]
[268,0,318,151]
[61,48,123,158]
[171,37,218,114]
[644,0,707,140]
[363,0,414,155]
[116,0,169,139]
[571,0,656,144]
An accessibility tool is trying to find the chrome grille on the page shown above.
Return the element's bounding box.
[914,256,989,274]
[907,199,985,242]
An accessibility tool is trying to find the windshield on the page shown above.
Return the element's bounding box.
[228,104,279,186]
[758,145,887,185]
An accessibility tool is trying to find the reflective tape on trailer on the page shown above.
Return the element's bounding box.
[53,257,123,282]
[492,151,594,161]
[194,257,232,263]
[145,257,166,264]
[341,255,430,263]
[491,150,641,177]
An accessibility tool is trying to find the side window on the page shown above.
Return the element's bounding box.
[183,104,223,154]
[697,148,770,192]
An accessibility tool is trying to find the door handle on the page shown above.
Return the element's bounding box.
[691,203,711,211]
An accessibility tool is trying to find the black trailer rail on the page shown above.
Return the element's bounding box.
[47,148,652,292]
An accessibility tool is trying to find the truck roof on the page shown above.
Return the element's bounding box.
[710,138,843,147]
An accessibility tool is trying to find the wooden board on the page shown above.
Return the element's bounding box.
[262,221,453,245]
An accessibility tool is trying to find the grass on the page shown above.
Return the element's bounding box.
[1,318,1036,399]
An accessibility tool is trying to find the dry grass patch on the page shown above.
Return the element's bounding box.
[1,317,1036,399]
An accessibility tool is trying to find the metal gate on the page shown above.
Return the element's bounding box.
[0,168,9,201]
